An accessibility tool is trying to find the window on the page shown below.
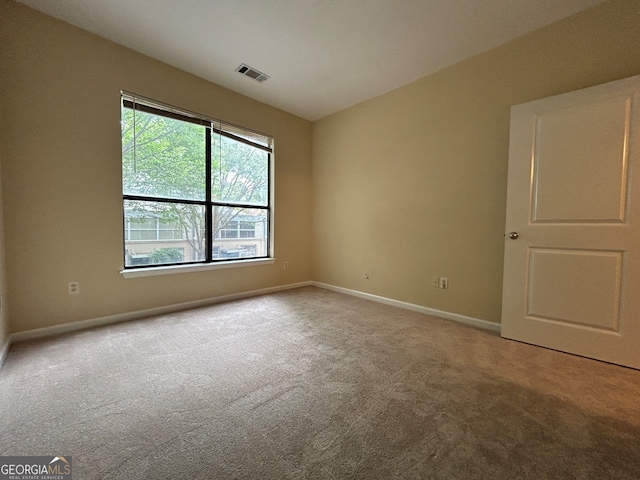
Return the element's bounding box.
[216,219,258,239]
[124,217,184,241]
[121,92,272,269]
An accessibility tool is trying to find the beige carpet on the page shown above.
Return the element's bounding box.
[1,286,639,479]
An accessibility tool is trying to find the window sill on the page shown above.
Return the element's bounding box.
[120,258,276,278]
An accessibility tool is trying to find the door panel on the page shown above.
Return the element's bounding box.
[532,95,630,223]
[527,248,622,331]
[502,75,640,370]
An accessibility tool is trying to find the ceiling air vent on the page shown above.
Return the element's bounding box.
[235,63,270,83]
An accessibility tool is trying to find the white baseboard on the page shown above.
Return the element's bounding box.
[4,280,499,369]
[10,281,313,343]
[312,281,501,333]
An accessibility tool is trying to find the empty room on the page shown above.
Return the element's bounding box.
[1,0,639,478]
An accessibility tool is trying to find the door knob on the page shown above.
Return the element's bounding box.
[508,232,519,239]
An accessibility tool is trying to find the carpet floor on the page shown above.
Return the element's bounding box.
[1,286,639,479]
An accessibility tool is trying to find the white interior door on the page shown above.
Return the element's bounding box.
[501,75,640,370]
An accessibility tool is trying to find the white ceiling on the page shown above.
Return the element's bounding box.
[16,0,607,121]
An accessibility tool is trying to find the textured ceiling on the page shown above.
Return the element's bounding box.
[16,0,608,121]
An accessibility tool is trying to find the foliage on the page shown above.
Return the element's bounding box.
[148,248,184,264]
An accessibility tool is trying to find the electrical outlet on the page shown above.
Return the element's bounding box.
[432,277,440,288]
[364,270,370,279]
[283,261,289,270]
[439,277,448,290]
[68,282,80,295]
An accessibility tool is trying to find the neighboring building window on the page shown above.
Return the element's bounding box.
[121,92,272,268]
[216,219,259,239]
[124,216,184,241]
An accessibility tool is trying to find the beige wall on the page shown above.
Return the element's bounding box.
[312,0,640,324]
[0,148,8,349]
[2,0,640,336]
[0,0,312,333]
